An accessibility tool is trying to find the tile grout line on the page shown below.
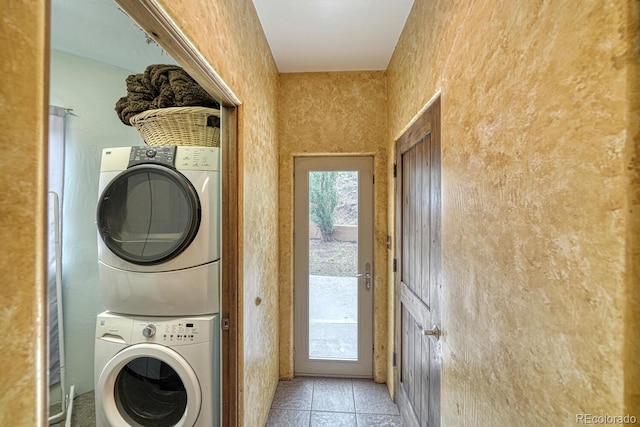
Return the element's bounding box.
[351,378,359,426]
[309,377,316,426]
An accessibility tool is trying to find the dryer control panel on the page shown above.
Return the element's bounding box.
[175,146,220,171]
[100,146,220,172]
[128,146,177,167]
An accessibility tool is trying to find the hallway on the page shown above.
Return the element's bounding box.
[266,377,402,426]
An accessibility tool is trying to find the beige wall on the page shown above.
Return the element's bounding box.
[4,1,638,425]
[157,1,280,426]
[627,0,640,411]
[0,1,48,425]
[387,0,640,424]
[1,0,280,424]
[278,72,388,381]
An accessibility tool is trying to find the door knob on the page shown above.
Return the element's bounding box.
[355,262,372,290]
[415,323,440,341]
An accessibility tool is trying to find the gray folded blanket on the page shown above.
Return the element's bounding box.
[115,64,220,125]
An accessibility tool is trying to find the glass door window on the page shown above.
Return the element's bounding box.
[308,171,359,360]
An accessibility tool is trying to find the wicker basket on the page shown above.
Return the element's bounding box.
[129,106,220,147]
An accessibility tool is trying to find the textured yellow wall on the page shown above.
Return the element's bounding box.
[387,0,639,424]
[625,0,640,413]
[5,2,637,426]
[159,1,280,426]
[0,0,48,425]
[278,72,388,381]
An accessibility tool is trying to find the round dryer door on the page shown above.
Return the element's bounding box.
[97,164,201,265]
[97,344,201,427]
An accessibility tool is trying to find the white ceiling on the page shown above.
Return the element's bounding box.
[51,0,414,74]
[252,0,415,72]
[51,0,176,72]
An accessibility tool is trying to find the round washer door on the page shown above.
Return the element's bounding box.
[97,343,201,427]
[97,164,201,265]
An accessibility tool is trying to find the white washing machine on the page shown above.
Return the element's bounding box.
[96,146,220,316]
[94,311,220,427]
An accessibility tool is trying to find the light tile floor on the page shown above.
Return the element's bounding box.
[267,377,404,427]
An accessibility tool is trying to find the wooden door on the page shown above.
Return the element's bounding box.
[395,97,441,427]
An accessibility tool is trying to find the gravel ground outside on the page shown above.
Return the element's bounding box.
[308,239,358,277]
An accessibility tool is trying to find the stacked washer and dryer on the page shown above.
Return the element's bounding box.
[94,145,221,427]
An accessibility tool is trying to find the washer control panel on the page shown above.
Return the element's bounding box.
[96,312,217,346]
[139,319,206,345]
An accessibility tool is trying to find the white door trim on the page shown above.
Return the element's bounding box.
[293,156,374,377]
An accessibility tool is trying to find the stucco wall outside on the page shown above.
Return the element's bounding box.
[0,1,48,425]
[158,1,280,426]
[278,72,388,381]
[387,0,639,424]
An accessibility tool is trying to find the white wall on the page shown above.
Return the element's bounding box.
[49,50,145,394]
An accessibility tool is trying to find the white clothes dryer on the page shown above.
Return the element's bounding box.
[94,311,220,427]
[96,146,220,315]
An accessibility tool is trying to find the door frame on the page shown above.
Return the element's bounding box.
[115,1,241,425]
[394,95,442,427]
[293,155,375,378]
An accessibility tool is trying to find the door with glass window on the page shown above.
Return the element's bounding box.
[294,156,374,377]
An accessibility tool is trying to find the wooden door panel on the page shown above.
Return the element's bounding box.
[402,149,411,292]
[399,302,432,426]
[401,305,411,404]
[420,330,431,426]
[400,138,432,306]
[395,97,441,427]
[409,144,419,298]
[420,136,432,305]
